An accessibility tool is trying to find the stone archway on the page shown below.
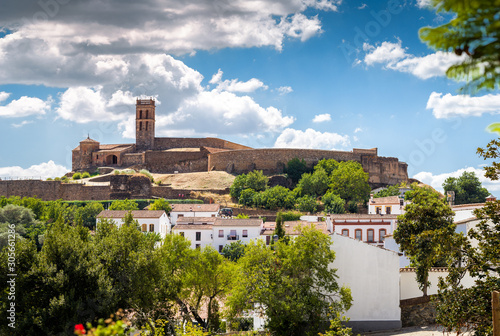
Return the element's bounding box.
[106,155,118,165]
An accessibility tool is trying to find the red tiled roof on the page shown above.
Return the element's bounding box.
[97,210,166,218]
[177,217,217,224]
[172,224,213,230]
[171,204,220,212]
[370,196,400,204]
[214,218,263,227]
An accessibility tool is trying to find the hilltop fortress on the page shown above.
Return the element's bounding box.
[72,99,408,188]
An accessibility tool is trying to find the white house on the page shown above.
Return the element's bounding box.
[368,195,406,215]
[97,210,170,238]
[170,203,220,225]
[330,233,401,332]
[254,231,401,333]
[172,217,264,251]
[260,220,331,245]
[328,214,398,248]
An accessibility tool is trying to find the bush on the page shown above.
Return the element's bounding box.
[82,172,91,179]
[72,172,82,180]
[239,188,256,206]
[286,158,309,183]
[347,201,358,213]
[296,195,318,213]
[322,192,345,214]
[139,169,154,182]
[46,178,53,181]
[61,176,69,182]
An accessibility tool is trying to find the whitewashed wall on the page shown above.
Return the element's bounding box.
[170,211,218,225]
[400,268,476,300]
[331,234,401,332]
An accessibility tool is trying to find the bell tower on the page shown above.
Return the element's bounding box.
[136,98,155,151]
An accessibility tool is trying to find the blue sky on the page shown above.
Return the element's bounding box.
[0,0,499,195]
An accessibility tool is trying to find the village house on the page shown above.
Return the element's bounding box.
[368,195,407,215]
[172,217,264,251]
[96,210,171,238]
[169,203,220,225]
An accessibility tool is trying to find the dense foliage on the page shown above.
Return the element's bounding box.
[393,186,456,296]
[434,138,500,334]
[286,158,309,183]
[420,0,500,93]
[443,171,489,205]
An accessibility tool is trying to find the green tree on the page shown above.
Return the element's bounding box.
[373,185,401,198]
[420,0,500,93]
[274,212,285,240]
[286,158,309,183]
[227,225,352,336]
[297,167,329,197]
[245,170,268,192]
[328,161,370,204]
[238,188,256,207]
[109,199,139,211]
[0,204,45,248]
[434,139,500,334]
[149,198,172,213]
[261,186,296,210]
[230,173,248,200]
[443,171,489,205]
[296,195,318,213]
[221,241,246,262]
[322,192,345,214]
[75,201,105,229]
[393,186,456,296]
[315,158,339,175]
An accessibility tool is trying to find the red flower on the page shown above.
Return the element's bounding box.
[74,324,86,335]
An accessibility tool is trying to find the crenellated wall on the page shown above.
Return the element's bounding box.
[208,148,408,187]
[153,137,251,151]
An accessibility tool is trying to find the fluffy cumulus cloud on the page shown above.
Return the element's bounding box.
[426,92,500,119]
[363,40,465,79]
[209,69,268,93]
[274,128,350,149]
[0,95,51,118]
[312,113,331,123]
[277,86,293,95]
[414,167,500,193]
[0,161,68,179]
[0,0,340,87]
[416,0,431,8]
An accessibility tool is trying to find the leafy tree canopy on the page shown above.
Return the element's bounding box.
[221,240,246,262]
[286,158,309,183]
[109,199,139,211]
[393,186,456,296]
[373,185,401,198]
[328,161,370,204]
[227,225,352,336]
[443,171,489,205]
[315,158,339,176]
[149,198,172,213]
[297,167,329,197]
[420,0,500,93]
[322,191,345,214]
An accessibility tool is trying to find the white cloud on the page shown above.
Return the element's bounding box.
[210,69,268,93]
[0,92,10,102]
[274,128,350,149]
[0,1,340,87]
[0,95,51,118]
[358,3,368,9]
[413,167,500,193]
[426,92,500,119]
[0,161,69,179]
[416,0,431,8]
[354,127,362,133]
[277,86,293,95]
[312,113,331,123]
[12,120,33,128]
[364,40,465,79]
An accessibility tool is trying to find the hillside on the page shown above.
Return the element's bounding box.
[152,171,235,190]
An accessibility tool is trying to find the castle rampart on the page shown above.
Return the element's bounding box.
[153,137,251,151]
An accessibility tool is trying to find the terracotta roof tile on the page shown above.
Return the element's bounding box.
[370,196,401,204]
[171,204,220,212]
[214,218,263,227]
[97,210,166,218]
[172,224,213,230]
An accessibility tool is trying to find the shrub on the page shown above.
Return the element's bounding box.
[61,176,69,182]
[82,172,91,179]
[322,192,345,214]
[239,188,256,206]
[72,172,82,180]
[296,195,318,213]
[139,169,154,182]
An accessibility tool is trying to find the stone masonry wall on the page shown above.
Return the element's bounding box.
[145,151,208,173]
[208,148,408,186]
[154,137,251,151]
[400,296,437,327]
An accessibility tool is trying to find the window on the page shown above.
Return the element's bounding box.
[219,245,223,253]
[266,235,271,245]
[196,244,200,249]
[218,229,224,238]
[139,110,142,119]
[179,232,184,237]
[376,206,382,214]
[385,206,391,214]
[178,214,184,218]
[141,224,147,232]
[211,214,216,217]
[146,121,148,131]
[243,230,248,238]
[196,232,201,241]
[341,229,349,236]
[367,229,374,242]
[379,229,387,242]
[149,224,154,232]
[145,110,148,119]
[139,121,142,131]
[355,229,362,240]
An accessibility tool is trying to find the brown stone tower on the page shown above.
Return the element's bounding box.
[136,98,155,151]
[73,136,100,170]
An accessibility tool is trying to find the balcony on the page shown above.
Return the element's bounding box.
[227,234,239,240]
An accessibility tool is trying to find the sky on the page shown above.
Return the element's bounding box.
[0,0,500,195]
